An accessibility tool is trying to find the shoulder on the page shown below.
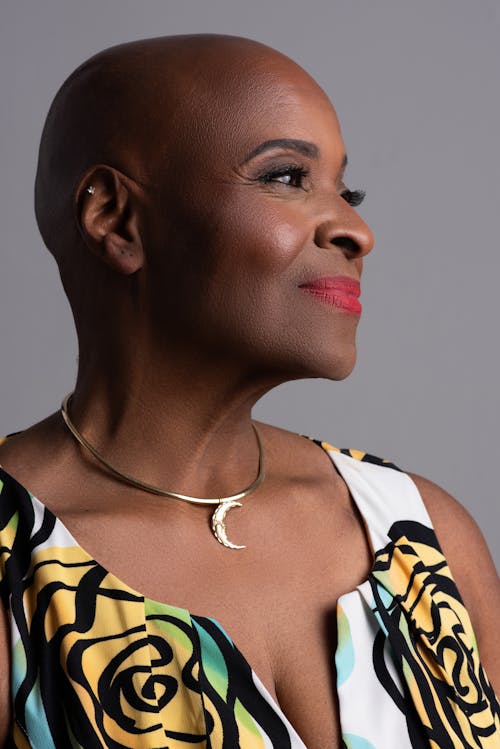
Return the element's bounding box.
[406,472,488,544]
[407,471,500,690]
[255,420,403,475]
[406,471,498,581]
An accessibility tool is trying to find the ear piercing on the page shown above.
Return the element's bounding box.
[86,185,96,195]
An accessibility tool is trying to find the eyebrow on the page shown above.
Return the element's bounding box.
[241,138,348,176]
[242,138,320,162]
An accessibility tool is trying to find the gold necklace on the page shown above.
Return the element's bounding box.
[60,393,265,550]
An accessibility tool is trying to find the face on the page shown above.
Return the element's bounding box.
[140,54,374,381]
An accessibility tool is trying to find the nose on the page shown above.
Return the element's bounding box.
[314,203,374,260]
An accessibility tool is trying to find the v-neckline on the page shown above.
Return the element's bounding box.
[0,439,376,748]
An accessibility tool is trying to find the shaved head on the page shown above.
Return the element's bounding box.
[34,34,310,263]
[32,33,368,384]
[29,32,375,391]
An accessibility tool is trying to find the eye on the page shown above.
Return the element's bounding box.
[259,165,309,189]
[341,188,366,207]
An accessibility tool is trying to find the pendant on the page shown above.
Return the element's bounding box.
[211,501,246,550]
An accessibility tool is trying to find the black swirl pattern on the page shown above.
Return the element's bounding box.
[371,520,500,747]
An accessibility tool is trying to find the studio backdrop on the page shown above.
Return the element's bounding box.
[1,0,499,567]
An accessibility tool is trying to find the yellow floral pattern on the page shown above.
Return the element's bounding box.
[371,520,500,747]
[1,438,499,748]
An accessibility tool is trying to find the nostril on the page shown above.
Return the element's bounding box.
[331,236,360,255]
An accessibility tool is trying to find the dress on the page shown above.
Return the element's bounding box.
[0,435,499,748]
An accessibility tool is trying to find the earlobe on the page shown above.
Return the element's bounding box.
[75,165,144,275]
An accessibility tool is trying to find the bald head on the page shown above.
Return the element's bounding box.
[32,35,368,384]
[34,34,309,261]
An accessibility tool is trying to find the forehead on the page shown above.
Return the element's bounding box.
[161,58,343,169]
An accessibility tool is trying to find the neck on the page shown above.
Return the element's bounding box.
[70,342,283,498]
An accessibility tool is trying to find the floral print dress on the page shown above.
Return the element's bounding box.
[0,436,498,748]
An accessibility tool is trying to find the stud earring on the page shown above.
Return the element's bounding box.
[86,186,96,195]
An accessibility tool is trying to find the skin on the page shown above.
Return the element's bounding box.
[1,34,499,748]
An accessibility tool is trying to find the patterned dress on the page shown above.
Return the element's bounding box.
[0,436,499,748]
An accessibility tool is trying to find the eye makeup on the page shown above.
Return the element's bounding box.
[256,164,366,206]
[250,151,365,206]
[258,164,309,188]
[340,188,366,207]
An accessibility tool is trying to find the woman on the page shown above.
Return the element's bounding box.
[0,34,498,748]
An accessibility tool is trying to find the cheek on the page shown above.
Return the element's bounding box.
[142,189,359,378]
[201,202,310,341]
[207,193,310,281]
[144,186,317,361]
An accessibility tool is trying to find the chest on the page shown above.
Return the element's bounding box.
[46,493,371,748]
[2,441,373,748]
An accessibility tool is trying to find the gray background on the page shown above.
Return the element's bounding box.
[1,1,499,568]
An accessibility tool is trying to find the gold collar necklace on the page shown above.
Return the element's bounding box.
[60,393,265,550]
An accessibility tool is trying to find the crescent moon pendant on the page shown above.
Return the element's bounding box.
[211,501,246,550]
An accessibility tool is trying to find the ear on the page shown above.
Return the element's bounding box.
[74,166,144,275]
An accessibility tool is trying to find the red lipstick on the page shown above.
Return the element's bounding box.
[299,275,362,315]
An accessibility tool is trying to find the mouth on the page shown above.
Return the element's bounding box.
[298,275,362,315]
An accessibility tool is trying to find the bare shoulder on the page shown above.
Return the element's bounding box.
[406,472,499,580]
[253,420,339,476]
[0,411,62,459]
[407,471,500,693]
[0,413,72,505]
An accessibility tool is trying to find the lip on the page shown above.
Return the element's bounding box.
[299,275,362,315]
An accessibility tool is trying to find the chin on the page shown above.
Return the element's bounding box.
[329,360,357,381]
[292,322,360,381]
[296,330,356,375]
[274,343,358,382]
[320,351,357,381]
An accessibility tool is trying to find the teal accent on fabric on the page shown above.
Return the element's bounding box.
[370,580,391,637]
[208,616,236,646]
[377,584,393,610]
[343,733,377,749]
[24,678,57,749]
[336,605,355,687]
[193,620,229,700]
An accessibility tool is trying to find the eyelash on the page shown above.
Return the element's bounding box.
[341,188,366,207]
[259,164,308,188]
[258,165,366,206]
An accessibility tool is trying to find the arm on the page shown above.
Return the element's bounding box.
[408,472,500,696]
